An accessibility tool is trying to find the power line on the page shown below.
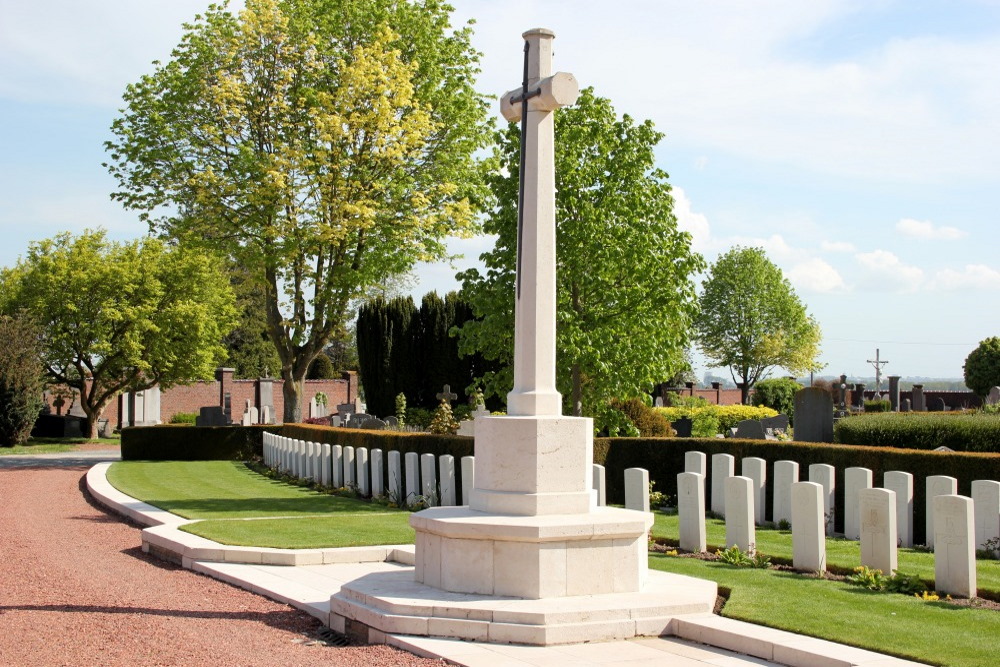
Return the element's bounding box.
[825,338,975,347]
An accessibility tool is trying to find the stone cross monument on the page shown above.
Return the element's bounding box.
[409,27,652,599]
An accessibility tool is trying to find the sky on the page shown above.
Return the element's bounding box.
[1,0,998,382]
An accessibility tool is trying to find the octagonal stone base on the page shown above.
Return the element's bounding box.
[410,506,652,599]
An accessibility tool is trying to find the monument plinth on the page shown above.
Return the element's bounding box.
[331,28,715,645]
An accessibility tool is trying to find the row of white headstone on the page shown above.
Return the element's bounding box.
[691,451,1000,552]
[674,468,978,597]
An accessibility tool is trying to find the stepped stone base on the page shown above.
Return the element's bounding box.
[329,565,717,646]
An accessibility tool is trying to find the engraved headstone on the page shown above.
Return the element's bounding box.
[791,482,826,573]
[760,414,790,433]
[592,464,606,506]
[860,488,897,575]
[624,468,649,512]
[734,419,766,440]
[971,480,1000,551]
[439,455,456,506]
[460,455,475,506]
[672,417,693,438]
[356,447,370,496]
[772,460,799,527]
[711,453,735,516]
[388,450,402,501]
[926,475,958,549]
[725,476,755,552]
[809,464,836,535]
[677,472,706,552]
[884,471,914,547]
[794,387,834,442]
[844,467,873,540]
[404,452,420,505]
[741,457,766,524]
[421,453,437,506]
[371,449,384,497]
[934,495,976,598]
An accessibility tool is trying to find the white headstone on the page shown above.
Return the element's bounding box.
[261,404,272,425]
[678,472,707,553]
[439,455,456,506]
[844,467,873,540]
[331,444,343,487]
[356,447,370,496]
[808,464,836,536]
[343,446,355,487]
[371,448,384,497]
[711,453,735,516]
[725,476,755,552]
[860,488,897,575]
[624,468,649,512]
[248,406,259,425]
[971,479,1000,551]
[791,481,826,573]
[741,457,767,524]
[772,460,799,527]
[405,452,420,505]
[884,471,914,547]
[388,450,402,502]
[934,495,977,598]
[592,464,606,507]
[684,450,707,476]
[421,453,437,506]
[460,455,475,506]
[321,444,332,486]
[926,475,957,549]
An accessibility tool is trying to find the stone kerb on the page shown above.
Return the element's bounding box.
[859,488,897,575]
[934,494,976,598]
[791,481,826,573]
[724,476,755,552]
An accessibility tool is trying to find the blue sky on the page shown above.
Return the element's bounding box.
[1,0,998,381]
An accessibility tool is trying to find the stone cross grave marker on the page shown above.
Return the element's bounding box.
[436,384,458,405]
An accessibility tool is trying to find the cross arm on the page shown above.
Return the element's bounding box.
[500,71,580,122]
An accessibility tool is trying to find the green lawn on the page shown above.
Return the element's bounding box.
[107,460,414,548]
[651,554,1000,667]
[1,436,121,455]
[651,512,1000,594]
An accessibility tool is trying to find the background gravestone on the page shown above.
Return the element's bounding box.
[671,417,693,438]
[734,419,765,440]
[760,414,789,433]
[931,397,946,412]
[989,386,1000,405]
[794,387,834,443]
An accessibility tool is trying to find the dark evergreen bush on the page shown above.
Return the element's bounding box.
[0,314,45,446]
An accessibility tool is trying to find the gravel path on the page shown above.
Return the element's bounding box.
[0,457,442,666]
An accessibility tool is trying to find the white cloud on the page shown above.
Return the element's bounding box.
[934,264,1000,291]
[855,249,924,291]
[895,217,967,240]
[821,240,856,253]
[787,257,846,293]
[671,187,711,252]
[725,233,796,261]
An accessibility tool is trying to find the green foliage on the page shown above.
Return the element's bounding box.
[886,572,928,596]
[457,88,704,417]
[121,425,275,460]
[106,0,492,422]
[394,392,407,427]
[610,398,674,437]
[356,292,496,416]
[2,230,236,438]
[655,405,779,433]
[695,247,822,404]
[594,403,640,437]
[0,314,46,446]
[715,544,770,568]
[834,413,1000,452]
[168,412,198,424]
[691,411,721,438]
[964,337,1000,397]
[847,566,889,590]
[665,394,709,408]
[864,399,891,413]
[223,263,281,379]
[751,378,801,423]
[306,353,336,379]
[428,399,459,435]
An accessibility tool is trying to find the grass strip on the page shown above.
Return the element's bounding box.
[651,554,1000,667]
[181,515,415,549]
[651,512,1000,595]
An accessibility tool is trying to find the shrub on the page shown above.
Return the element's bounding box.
[0,314,46,446]
[121,425,276,460]
[395,392,407,426]
[611,398,673,437]
[964,337,1000,397]
[751,378,800,423]
[306,353,336,379]
[691,411,720,437]
[655,405,778,433]
[834,413,1000,452]
[664,394,709,408]
[168,412,198,424]
[429,400,459,435]
[864,399,891,413]
[595,403,640,437]
[406,407,433,429]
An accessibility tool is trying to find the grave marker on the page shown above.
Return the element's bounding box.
[439,455,456,506]
[926,475,957,549]
[844,467,873,540]
[884,471,913,547]
[725,476,755,552]
[808,464,836,535]
[791,482,826,573]
[677,472,706,553]
[860,488,897,575]
[971,480,1000,551]
[934,495,976,598]
[741,457,766,524]
[795,388,834,443]
[711,453,735,516]
[624,468,649,512]
[592,464,606,506]
[371,449,384,497]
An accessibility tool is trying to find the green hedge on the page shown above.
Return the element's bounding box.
[596,436,1000,546]
[835,413,1000,452]
[654,405,778,433]
[121,425,279,461]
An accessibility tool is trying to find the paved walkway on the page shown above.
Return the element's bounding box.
[0,448,121,468]
[85,462,926,667]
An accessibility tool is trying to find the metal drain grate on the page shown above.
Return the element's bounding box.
[316,627,351,647]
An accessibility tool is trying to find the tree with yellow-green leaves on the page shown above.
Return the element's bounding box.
[106,0,491,421]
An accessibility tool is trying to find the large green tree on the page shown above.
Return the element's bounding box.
[963,337,1000,398]
[457,88,705,417]
[0,313,46,446]
[105,0,491,421]
[1,230,236,438]
[696,246,822,404]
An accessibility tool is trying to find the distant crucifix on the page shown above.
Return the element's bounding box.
[436,384,458,405]
[499,28,579,417]
[867,348,889,395]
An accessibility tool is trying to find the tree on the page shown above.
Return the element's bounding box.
[751,377,802,424]
[223,263,282,379]
[306,353,336,379]
[0,314,46,446]
[2,230,236,438]
[105,0,491,421]
[696,246,822,404]
[964,337,1000,397]
[457,88,705,417]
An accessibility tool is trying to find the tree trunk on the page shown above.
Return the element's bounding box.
[571,364,583,417]
[81,397,111,440]
[282,371,303,423]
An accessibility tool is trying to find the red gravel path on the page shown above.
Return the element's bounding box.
[0,462,442,666]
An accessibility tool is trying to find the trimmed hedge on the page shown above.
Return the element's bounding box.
[654,405,778,433]
[121,425,279,460]
[835,413,1000,453]
[596,436,1000,546]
